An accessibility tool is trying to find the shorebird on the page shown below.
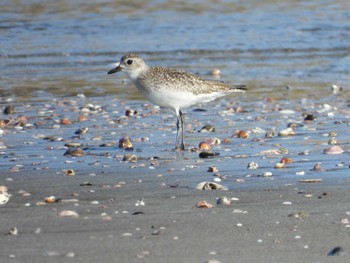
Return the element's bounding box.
[108,53,246,150]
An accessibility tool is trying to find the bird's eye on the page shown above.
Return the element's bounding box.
[126,59,133,65]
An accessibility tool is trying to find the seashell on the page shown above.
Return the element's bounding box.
[199,152,219,158]
[287,123,304,129]
[247,162,258,169]
[198,142,211,151]
[59,210,79,218]
[312,163,324,171]
[207,166,218,173]
[280,157,293,164]
[8,226,18,235]
[64,148,84,156]
[265,130,275,138]
[125,109,138,117]
[274,162,285,169]
[74,127,88,135]
[0,185,8,194]
[3,105,15,114]
[323,145,344,155]
[64,142,81,148]
[44,196,57,203]
[0,192,10,205]
[331,84,343,94]
[217,196,231,205]
[210,68,221,77]
[196,181,227,190]
[60,118,72,125]
[299,179,322,183]
[278,127,295,136]
[78,115,87,122]
[0,119,11,128]
[262,172,273,177]
[279,109,295,114]
[196,200,214,208]
[122,153,138,162]
[288,212,309,219]
[199,125,216,133]
[235,130,249,139]
[257,149,286,156]
[304,114,316,121]
[64,169,75,176]
[328,138,337,145]
[222,138,231,143]
[203,137,221,145]
[119,136,133,150]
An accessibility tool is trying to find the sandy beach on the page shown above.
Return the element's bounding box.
[1,165,350,263]
[2,1,350,262]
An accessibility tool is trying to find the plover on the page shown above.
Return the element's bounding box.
[108,53,247,150]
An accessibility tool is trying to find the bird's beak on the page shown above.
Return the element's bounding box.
[108,64,122,74]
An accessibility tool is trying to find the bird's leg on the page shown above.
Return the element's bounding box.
[179,110,185,150]
[175,110,185,150]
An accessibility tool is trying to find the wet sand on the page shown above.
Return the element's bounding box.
[1,89,350,262]
[1,166,350,263]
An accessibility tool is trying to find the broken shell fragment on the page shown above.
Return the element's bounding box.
[265,130,275,138]
[280,157,293,164]
[60,118,72,125]
[199,125,216,133]
[64,148,85,156]
[207,166,219,173]
[64,169,75,176]
[199,152,219,158]
[119,136,133,150]
[64,142,81,148]
[75,127,89,135]
[125,109,138,117]
[8,226,18,236]
[299,179,323,183]
[203,137,221,145]
[247,162,258,169]
[196,181,227,190]
[323,145,344,155]
[0,192,10,205]
[45,196,57,203]
[234,130,249,139]
[59,210,79,218]
[3,105,15,114]
[217,196,231,205]
[196,200,214,208]
[312,163,324,171]
[122,153,138,162]
[278,128,295,136]
[198,142,211,151]
[274,162,285,169]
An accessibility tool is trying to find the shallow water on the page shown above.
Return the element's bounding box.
[1,0,350,188]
